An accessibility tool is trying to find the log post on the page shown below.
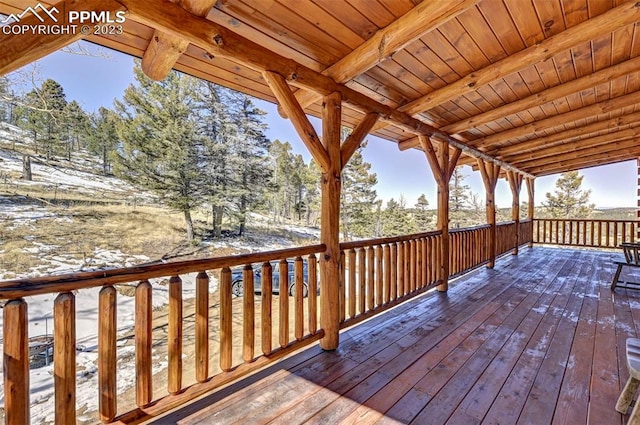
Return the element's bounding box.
[168,275,183,394]
[135,280,153,407]
[526,177,535,248]
[54,292,76,425]
[507,171,523,254]
[320,91,342,350]
[477,159,500,268]
[4,299,29,425]
[419,136,460,292]
[98,286,117,422]
[195,271,209,383]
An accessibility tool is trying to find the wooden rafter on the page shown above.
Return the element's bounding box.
[340,112,379,167]
[469,89,640,149]
[442,56,640,135]
[396,1,640,117]
[513,138,640,169]
[506,128,640,165]
[262,71,330,172]
[111,0,532,179]
[141,0,217,81]
[529,150,640,176]
[0,0,125,76]
[288,0,479,114]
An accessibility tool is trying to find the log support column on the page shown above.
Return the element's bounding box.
[264,71,378,350]
[507,171,523,254]
[419,136,461,292]
[477,159,501,268]
[526,177,535,248]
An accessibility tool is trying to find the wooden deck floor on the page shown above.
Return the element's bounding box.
[149,247,640,425]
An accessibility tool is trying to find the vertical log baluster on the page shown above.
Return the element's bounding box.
[606,222,611,247]
[135,280,152,407]
[339,252,346,322]
[220,267,232,372]
[99,286,117,422]
[383,244,391,304]
[243,265,255,363]
[295,256,305,340]
[367,246,375,311]
[308,254,318,334]
[375,245,383,307]
[404,241,411,295]
[390,243,398,301]
[195,271,209,383]
[410,239,417,293]
[398,241,405,298]
[54,292,76,424]
[348,249,356,318]
[4,299,29,425]
[358,248,366,314]
[279,259,289,347]
[168,276,182,394]
[614,221,619,246]
[261,262,273,354]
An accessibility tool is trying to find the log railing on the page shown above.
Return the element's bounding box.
[1,244,325,424]
[338,231,442,328]
[1,220,539,423]
[533,218,638,248]
[449,224,491,276]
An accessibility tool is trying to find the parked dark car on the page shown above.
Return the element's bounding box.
[231,260,310,297]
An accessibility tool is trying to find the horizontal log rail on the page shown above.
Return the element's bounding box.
[339,231,443,329]
[533,218,638,249]
[1,244,326,424]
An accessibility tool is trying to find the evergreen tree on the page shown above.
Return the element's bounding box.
[340,140,378,239]
[382,196,416,236]
[228,93,271,236]
[414,193,431,230]
[62,100,89,160]
[18,79,68,158]
[87,107,119,175]
[543,171,594,218]
[0,76,9,122]
[114,65,203,241]
[197,81,237,237]
[449,166,471,228]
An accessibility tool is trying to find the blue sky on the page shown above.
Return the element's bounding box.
[18,42,638,209]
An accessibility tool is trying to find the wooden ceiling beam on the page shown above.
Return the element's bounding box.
[396,1,640,117]
[469,89,640,149]
[511,137,640,169]
[0,0,125,76]
[116,0,533,178]
[526,149,640,176]
[442,55,640,135]
[141,0,217,81]
[286,0,479,116]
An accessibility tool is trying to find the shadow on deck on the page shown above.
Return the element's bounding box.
[148,247,640,425]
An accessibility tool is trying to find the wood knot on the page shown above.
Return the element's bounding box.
[213,34,224,46]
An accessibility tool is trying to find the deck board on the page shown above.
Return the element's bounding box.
[148,247,639,425]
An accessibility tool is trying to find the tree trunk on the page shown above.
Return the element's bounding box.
[213,205,223,238]
[184,210,194,241]
[102,146,109,176]
[22,155,32,181]
[238,196,247,236]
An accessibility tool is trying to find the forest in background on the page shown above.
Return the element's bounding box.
[0,63,617,246]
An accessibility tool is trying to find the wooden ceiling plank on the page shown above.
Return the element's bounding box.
[0,0,125,76]
[116,0,532,178]
[290,0,480,112]
[397,1,640,117]
[141,0,216,81]
[443,56,640,135]
[470,88,640,148]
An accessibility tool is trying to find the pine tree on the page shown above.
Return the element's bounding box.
[414,193,432,230]
[114,65,203,241]
[543,171,594,218]
[382,196,416,236]
[0,76,9,122]
[228,93,271,236]
[18,79,68,158]
[341,141,378,239]
[449,166,471,228]
[62,100,89,160]
[87,107,119,175]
